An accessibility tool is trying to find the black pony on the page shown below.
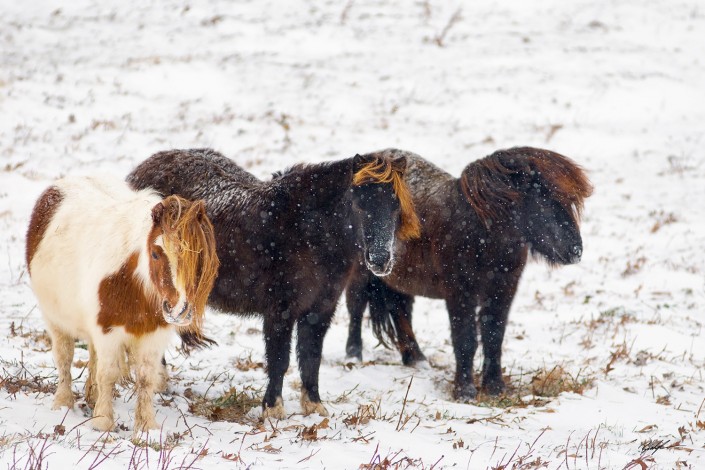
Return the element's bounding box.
[128,149,419,418]
[345,147,593,400]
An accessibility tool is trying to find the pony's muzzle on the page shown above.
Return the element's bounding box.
[162,300,193,326]
[366,248,393,277]
[569,245,582,263]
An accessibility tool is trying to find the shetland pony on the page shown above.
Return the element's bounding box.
[128,148,419,419]
[345,147,593,401]
[26,176,219,432]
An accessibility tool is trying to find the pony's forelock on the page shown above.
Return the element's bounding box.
[353,158,421,240]
[460,147,593,226]
[157,196,219,335]
[530,149,594,222]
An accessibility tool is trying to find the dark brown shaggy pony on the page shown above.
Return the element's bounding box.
[128,148,419,418]
[345,147,592,401]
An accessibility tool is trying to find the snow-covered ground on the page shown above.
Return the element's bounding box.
[1,0,704,468]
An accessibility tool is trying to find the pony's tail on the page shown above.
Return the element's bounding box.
[367,277,401,350]
[178,329,218,355]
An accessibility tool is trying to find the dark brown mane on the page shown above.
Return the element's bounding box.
[460,147,593,226]
[353,158,421,240]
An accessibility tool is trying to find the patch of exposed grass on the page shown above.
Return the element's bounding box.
[474,364,595,410]
[9,321,52,352]
[342,400,387,427]
[184,386,261,425]
[0,358,56,397]
[530,365,594,397]
[233,355,264,372]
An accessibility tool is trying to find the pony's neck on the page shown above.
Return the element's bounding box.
[274,158,353,212]
[123,194,161,294]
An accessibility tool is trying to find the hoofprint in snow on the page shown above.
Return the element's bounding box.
[1,0,704,468]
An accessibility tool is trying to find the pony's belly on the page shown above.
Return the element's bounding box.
[33,288,95,339]
[212,249,350,315]
[29,264,101,340]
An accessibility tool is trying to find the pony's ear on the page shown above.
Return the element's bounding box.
[352,153,374,172]
[390,155,407,175]
[163,196,185,220]
[194,200,207,222]
[151,202,165,224]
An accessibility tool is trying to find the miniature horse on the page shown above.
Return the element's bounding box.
[128,149,420,419]
[26,176,219,432]
[345,147,593,401]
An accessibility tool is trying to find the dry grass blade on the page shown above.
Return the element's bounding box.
[433,8,462,47]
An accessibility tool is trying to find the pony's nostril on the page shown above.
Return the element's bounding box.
[162,300,172,313]
[177,302,190,318]
[368,249,391,267]
[573,245,582,256]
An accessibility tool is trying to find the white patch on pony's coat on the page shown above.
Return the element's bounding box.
[29,175,162,340]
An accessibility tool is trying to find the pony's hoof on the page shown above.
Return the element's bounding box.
[91,415,115,432]
[401,351,428,367]
[453,383,478,402]
[134,418,159,433]
[345,353,363,363]
[411,359,431,370]
[345,344,363,362]
[482,378,506,396]
[52,393,74,410]
[301,399,329,417]
[262,398,286,420]
[300,390,329,417]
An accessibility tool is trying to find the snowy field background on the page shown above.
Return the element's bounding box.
[1,0,704,468]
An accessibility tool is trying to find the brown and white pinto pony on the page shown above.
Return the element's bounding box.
[26,176,219,432]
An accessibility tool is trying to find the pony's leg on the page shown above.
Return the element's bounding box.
[117,344,132,387]
[296,309,334,417]
[48,325,75,409]
[446,296,479,401]
[85,342,97,406]
[480,273,521,396]
[155,356,168,393]
[262,312,295,420]
[387,292,426,366]
[345,270,369,361]
[92,338,122,432]
[131,337,167,432]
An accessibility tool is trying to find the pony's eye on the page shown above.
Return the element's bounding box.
[151,251,159,260]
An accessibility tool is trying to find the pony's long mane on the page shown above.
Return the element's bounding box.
[353,159,421,240]
[158,195,220,336]
[460,147,593,226]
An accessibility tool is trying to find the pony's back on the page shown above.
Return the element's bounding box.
[27,176,160,334]
[127,149,260,207]
[382,150,455,203]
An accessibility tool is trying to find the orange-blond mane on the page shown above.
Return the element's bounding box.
[460,147,593,227]
[158,195,220,336]
[353,159,421,240]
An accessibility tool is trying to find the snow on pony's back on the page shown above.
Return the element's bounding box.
[25,175,219,433]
